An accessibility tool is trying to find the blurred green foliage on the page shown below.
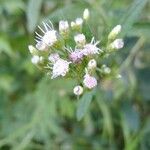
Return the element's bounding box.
[0,0,150,149]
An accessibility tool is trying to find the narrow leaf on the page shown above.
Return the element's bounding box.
[76,90,94,121]
[120,0,148,36]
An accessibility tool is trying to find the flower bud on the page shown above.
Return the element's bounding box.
[28,45,38,55]
[88,59,97,70]
[73,85,83,96]
[59,20,69,32]
[75,18,83,26]
[108,25,121,40]
[83,8,90,20]
[74,34,86,46]
[31,55,40,64]
[111,39,124,49]
[59,20,69,37]
[71,18,83,30]
[71,21,76,28]
[102,65,111,74]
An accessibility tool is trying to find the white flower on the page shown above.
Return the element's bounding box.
[31,55,40,64]
[71,18,83,28]
[28,45,38,55]
[51,59,71,79]
[83,37,101,56]
[108,25,122,39]
[75,18,83,26]
[71,21,76,28]
[73,85,83,95]
[88,59,97,70]
[83,74,97,89]
[59,20,69,31]
[42,30,57,46]
[83,8,90,20]
[35,21,57,48]
[111,39,124,49]
[28,45,35,53]
[36,41,47,51]
[74,34,86,45]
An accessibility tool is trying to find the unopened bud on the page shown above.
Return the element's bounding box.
[71,18,83,30]
[59,20,69,32]
[31,55,40,64]
[83,8,90,20]
[88,59,97,70]
[71,21,76,28]
[75,18,83,26]
[108,25,121,40]
[102,65,111,74]
[28,45,38,55]
[73,85,83,95]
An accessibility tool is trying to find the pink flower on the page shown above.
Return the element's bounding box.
[111,39,124,49]
[82,37,101,56]
[51,59,71,79]
[83,74,97,89]
[68,49,84,63]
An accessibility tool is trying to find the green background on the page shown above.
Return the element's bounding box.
[0,0,150,149]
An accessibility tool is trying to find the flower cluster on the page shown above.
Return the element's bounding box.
[28,9,124,96]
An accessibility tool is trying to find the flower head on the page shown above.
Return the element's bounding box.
[83,37,101,56]
[69,48,84,63]
[51,59,71,79]
[83,74,97,89]
[35,21,57,48]
[59,20,69,32]
[73,85,83,95]
[111,39,124,49]
[74,34,86,46]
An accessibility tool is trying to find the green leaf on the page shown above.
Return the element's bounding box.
[76,90,94,121]
[26,0,43,33]
[120,0,148,36]
[0,38,15,57]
